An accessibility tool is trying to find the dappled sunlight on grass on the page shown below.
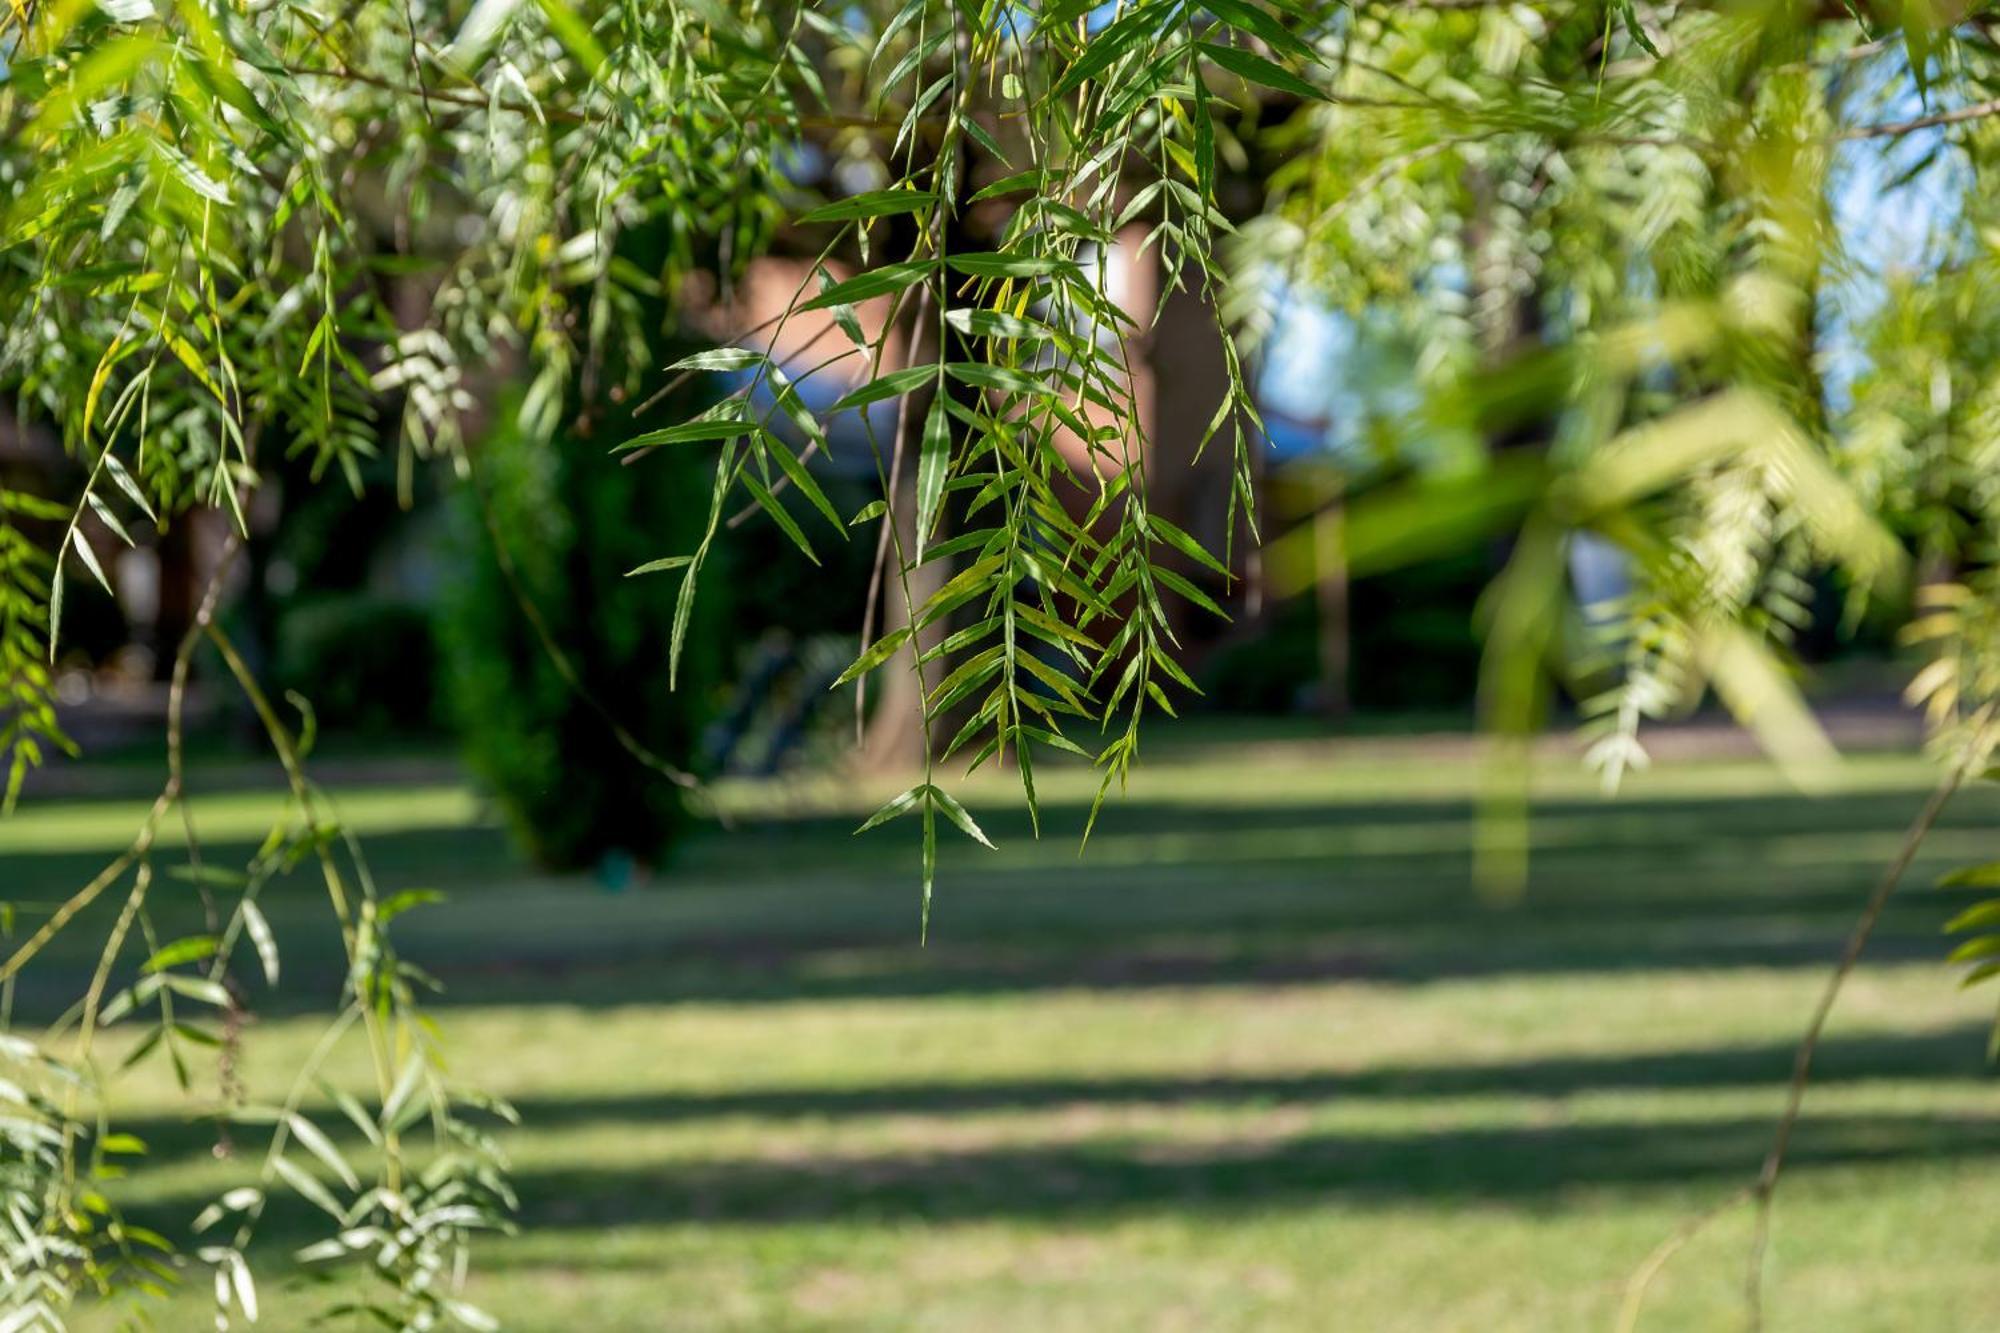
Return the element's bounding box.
[0,783,480,856]
[11,728,1999,1330]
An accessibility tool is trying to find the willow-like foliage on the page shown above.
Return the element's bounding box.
[1226,2,2000,880]
[8,0,2000,1326]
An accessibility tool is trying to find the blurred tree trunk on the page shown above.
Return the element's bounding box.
[151,516,194,682]
[1314,478,1350,720]
[857,299,944,774]
[856,458,942,773]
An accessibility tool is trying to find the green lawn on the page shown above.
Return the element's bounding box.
[9,726,2000,1331]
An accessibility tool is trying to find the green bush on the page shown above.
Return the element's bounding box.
[273,592,438,734]
[439,395,729,872]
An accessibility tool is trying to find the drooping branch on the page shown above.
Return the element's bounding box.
[1840,95,2000,140]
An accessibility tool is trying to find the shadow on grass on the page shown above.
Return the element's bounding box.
[114,1102,2000,1248]
[110,1024,1997,1165]
[508,1110,2000,1231]
[6,784,1996,1018]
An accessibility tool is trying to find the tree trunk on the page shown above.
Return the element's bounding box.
[1314,482,1350,720]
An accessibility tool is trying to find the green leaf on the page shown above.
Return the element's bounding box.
[882,27,951,93]
[167,864,247,889]
[801,260,935,311]
[533,0,606,73]
[1943,862,2000,890]
[940,692,1005,762]
[945,252,1071,280]
[448,1303,501,1333]
[921,797,936,943]
[1015,650,1091,713]
[375,1054,425,1134]
[1202,0,1321,64]
[1946,900,2000,935]
[928,785,995,849]
[86,492,132,547]
[101,452,156,521]
[1198,40,1322,101]
[946,308,1058,342]
[1963,960,2000,990]
[1617,0,1663,58]
[924,527,1005,564]
[665,348,767,373]
[1020,724,1091,758]
[612,419,757,452]
[870,0,925,68]
[920,552,1009,625]
[1948,935,2000,966]
[829,364,939,414]
[626,555,694,578]
[286,1112,358,1190]
[764,437,845,534]
[160,974,232,1008]
[1146,514,1230,577]
[143,936,218,973]
[961,115,1013,167]
[916,393,951,557]
[929,648,1006,716]
[856,784,925,834]
[48,568,64,662]
[834,627,912,687]
[740,472,819,565]
[67,531,113,595]
[946,361,1051,396]
[970,170,1050,203]
[147,139,231,206]
[799,189,936,224]
[271,1153,345,1219]
[23,36,161,142]
[241,901,279,986]
[1052,4,1163,97]
[325,1084,383,1146]
[1152,565,1229,620]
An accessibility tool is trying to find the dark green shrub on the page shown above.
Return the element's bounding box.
[439,395,729,872]
[273,592,438,734]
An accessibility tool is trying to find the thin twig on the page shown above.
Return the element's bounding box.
[203,620,408,1190]
[1616,712,1995,1333]
[1742,709,1996,1330]
[1840,96,2000,141]
[1615,1184,1755,1333]
[0,534,242,989]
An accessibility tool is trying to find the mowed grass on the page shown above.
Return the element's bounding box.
[7,724,2000,1331]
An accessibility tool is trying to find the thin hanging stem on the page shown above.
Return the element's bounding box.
[1743,708,1996,1329]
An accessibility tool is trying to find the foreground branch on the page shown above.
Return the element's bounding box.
[0,534,242,989]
